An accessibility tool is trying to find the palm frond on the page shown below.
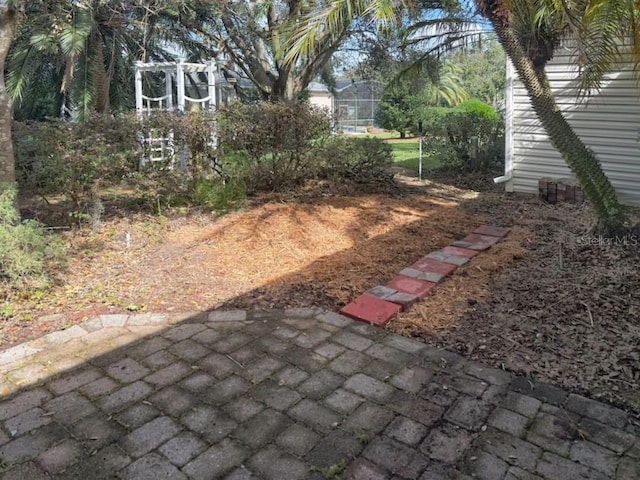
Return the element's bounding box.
[59,7,93,57]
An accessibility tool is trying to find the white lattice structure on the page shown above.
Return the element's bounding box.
[134,60,217,167]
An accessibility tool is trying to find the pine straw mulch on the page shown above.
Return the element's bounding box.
[2,175,640,413]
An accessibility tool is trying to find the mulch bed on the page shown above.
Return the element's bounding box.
[2,174,639,414]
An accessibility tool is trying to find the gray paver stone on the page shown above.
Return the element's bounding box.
[43,391,96,424]
[169,339,211,361]
[4,408,50,436]
[391,366,433,393]
[144,362,192,388]
[0,388,52,421]
[247,446,309,480]
[570,440,620,476]
[1,462,50,480]
[365,343,414,366]
[332,331,374,351]
[504,466,544,480]
[314,342,346,360]
[149,386,198,416]
[233,409,290,448]
[124,453,187,480]
[385,416,429,446]
[198,352,237,379]
[222,396,265,422]
[487,407,529,437]
[35,438,83,474]
[343,402,395,435]
[298,370,345,399]
[47,367,102,395]
[250,381,301,411]
[536,451,608,480]
[97,381,152,414]
[180,372,216,392]
[183,438,248,480]
[566,393,628,429]
[240,356,285,384]
[343,373,395,403]
[316,311,353,327]
[307,430,363,468]
[503,391,542,418]
[274,365,309,387]
[120,416,181,458]
[477,428,542,471]
[328,350,369,376]
[276,423,321,456]
[158,431,207,467]
[0,423,67,463]
[579,417,636,454]
[526,412,576,456]
[363,436,429,478]
[344,458,389,480]
[616,456,640,480]
[204,375,250,404]
[324,388,364,414]
[420,423,473,463]
[208,310,247,322]
[116,402,160,429]
[182,406,237,443]
[509,376,567,406]
[392,391,445,426]
[288,399,341,433]
[293,328,332,349]
[465,450,508,480]
[71,414,125,449]
[444,395,493,431]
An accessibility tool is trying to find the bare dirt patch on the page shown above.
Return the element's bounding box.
[2,175,639,413]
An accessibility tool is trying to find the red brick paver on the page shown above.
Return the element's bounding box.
[474,225,511,238]
[386,276,436,298]
[340,294,402,326]
[442,245,480,258]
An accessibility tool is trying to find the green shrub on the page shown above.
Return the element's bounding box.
[0,185,63,290]
[14,115,140,209]
[190,177,246,212]
[217,101,332,191]
[317,137,394,183]
[421,99,504,171]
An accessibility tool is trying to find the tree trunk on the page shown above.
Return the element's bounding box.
[0,5,17,187]
[482,6,627,235]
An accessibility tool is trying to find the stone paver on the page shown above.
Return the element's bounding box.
[0,308,637,479]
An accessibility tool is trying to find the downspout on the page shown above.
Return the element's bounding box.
[494,58,514,186]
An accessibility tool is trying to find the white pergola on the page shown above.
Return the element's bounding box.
[133,60,217,166]
[134,60,217,113]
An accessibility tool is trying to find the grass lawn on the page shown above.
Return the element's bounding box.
[387,139,441,172]
[365,131,441,172]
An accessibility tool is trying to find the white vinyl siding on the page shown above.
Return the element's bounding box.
[505,46,640,206]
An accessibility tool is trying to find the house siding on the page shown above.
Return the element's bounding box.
[505,46,640,206]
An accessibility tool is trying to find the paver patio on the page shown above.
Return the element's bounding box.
[0,309,638,479]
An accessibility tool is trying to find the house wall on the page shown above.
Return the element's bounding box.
[309,91,333,111]
[505,47,640,206]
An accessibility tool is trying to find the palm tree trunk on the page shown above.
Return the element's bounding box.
[484,8,627,234]
[0,6,18,187]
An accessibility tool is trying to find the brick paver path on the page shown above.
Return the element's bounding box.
[0,309,638,479]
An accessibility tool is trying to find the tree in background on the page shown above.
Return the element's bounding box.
[7,1,189,120]
[0,0,20,186]
[444,38,505,107]
[181,1,370,102]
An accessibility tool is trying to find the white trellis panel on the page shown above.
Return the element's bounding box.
[134,60,217,168]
